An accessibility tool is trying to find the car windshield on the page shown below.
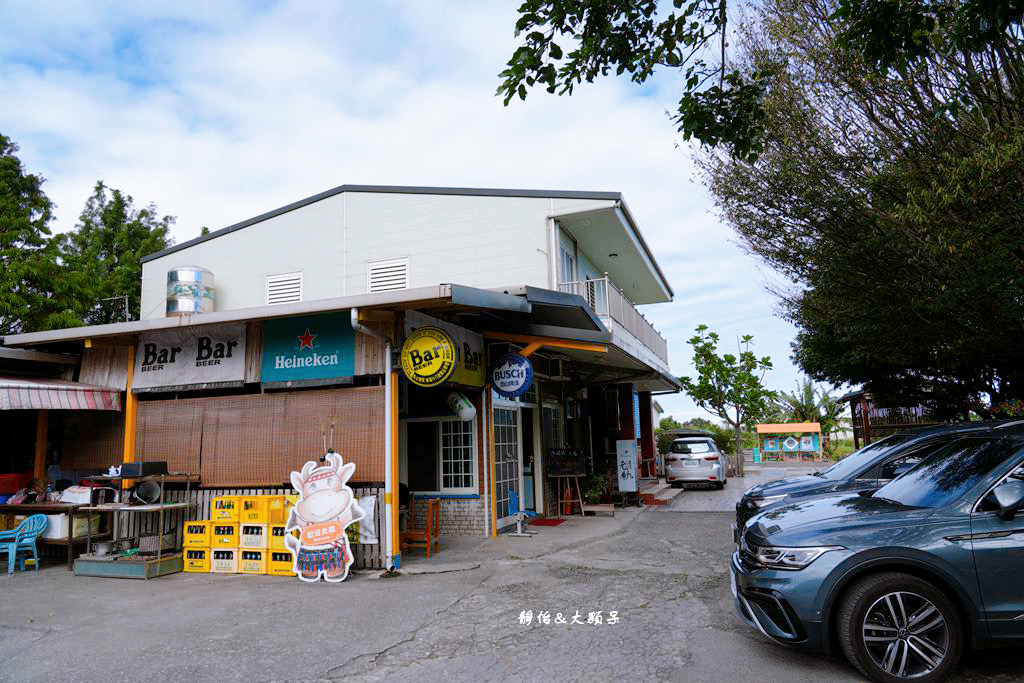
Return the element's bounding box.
[818,434,912,480]
[670,440,712,454]
[873,438,1020,508]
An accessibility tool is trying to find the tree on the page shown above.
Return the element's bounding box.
[498,0,767,160]
[498,1,1023,162]
[777,378,848,453]
[57,182,174,324]
[655,415,683,455]
[679,325,775,475]
[0,134,85,334]
[698,0,1024,418]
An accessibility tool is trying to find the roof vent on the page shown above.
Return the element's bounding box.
[266,272,303,305]
[367,258,408,293]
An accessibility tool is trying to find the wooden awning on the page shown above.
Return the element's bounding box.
[0,377,121,411]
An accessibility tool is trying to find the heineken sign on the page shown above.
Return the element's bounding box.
[261,313,355,385]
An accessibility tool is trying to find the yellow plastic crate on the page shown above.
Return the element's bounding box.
[239,523,268,549]
[184,548,211,573]
[239,496,270,524]
[239,549,268,574]
[283,494,299,518]
[267,495,287,524]
[211,523,239,547]
[184,520,211,548]
[212,496,241,522]
[268,524,298,551]
[210,548,239,573]
[267,550,296,576]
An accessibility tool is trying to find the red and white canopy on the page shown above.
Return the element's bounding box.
[0,377,121,411]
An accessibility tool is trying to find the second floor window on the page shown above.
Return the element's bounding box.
[560,245,576,283]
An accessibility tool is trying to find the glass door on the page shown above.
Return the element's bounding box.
[494,406,521,528]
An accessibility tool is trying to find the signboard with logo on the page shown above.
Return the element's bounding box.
[133,323,247,391]
[491,353,533,399]
[616,439,638,493]
[401,326,456,387]
[261,313,355,386]
[404,310,485,387]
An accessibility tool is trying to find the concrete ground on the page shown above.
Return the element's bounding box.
[1,469,1020,682]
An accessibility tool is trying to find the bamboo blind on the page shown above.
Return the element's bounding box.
[130,386,385,487]
[60,411,126,470]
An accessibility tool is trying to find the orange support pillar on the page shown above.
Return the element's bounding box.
[34,410,48,480]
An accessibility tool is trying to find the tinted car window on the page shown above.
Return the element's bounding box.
[818,434,911,480]
[874,438,1022,508]
[669,440,712,454]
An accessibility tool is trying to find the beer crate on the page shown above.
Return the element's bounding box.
[239,496,270,524]
[267,495,287,524]
[267,550,296,577]
[239,523,268,549]
[268,524,298,551]
[210,548,238,573]
[239,549,267,574]
[184,548,210,573]
[211,495,241,522]
[183,520,211,548]
[211,523,239,547]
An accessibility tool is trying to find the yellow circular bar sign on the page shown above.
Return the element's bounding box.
[401,326,456,387]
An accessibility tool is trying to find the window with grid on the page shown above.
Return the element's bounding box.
[441,420,475,491]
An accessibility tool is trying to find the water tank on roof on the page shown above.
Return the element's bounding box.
[166,265,216,316]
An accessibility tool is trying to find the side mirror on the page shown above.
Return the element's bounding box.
[991,480,1024,521]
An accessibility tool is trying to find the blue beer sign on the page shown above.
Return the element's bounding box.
[491,353,533,399]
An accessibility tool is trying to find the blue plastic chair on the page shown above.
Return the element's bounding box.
[508,489,538,537]
[0,514,49,575]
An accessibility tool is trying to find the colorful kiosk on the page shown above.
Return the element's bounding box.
[755,423,823,462]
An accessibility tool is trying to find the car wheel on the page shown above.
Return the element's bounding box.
[837,572,962,683]
[714,481,725,490]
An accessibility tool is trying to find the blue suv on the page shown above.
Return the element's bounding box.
[735,421,1013,535]
[732,422,1024,682]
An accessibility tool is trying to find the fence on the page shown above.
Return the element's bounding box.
[112,485,385,569]
[559,276,668,363]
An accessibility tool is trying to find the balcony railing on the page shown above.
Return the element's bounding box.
[559,277,669,364]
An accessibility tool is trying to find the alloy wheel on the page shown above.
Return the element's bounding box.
[861,591,948,679]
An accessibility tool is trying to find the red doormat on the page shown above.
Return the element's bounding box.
[529,518,566,526]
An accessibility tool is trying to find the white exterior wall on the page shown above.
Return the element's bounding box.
[141,194,347,319]
[141,191,617,319]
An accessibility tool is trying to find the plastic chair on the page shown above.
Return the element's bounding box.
[400,498,440,557]
[0,514,49,575]
[508,489,538,537]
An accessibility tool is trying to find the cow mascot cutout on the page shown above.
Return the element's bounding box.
[285,452,365,582]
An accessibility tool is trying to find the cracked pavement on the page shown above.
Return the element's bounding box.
[1,473,1021,682]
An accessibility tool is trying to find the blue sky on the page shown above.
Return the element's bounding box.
[0,1,830,421]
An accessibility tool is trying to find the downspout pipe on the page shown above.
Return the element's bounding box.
[351,308,397,571]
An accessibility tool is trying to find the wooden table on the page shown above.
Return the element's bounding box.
[0,502,93,570]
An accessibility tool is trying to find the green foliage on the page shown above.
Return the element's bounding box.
[0,134,85,334]
[57,182,174,324]
[679,324,776,470]
[834,0,1024,74]
[699,0,1024,418]
[498,0,767,161]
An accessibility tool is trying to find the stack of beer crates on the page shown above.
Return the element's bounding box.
[184,494,298,576]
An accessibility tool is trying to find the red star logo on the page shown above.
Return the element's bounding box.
[297,328,317,350]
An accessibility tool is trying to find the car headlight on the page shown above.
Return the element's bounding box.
[749,494,786,508]
[753,545,844,570]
